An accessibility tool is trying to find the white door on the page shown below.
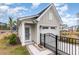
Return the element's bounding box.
[25,26,31,41]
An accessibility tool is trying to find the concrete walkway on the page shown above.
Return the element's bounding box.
[26,44,55,55]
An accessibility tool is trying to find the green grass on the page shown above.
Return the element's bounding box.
[0,39,30,55]
[10,45,30,55]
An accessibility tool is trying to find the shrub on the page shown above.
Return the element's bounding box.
[8,34,17,45]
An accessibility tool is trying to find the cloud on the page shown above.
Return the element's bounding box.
[54,3,65,7]
[62,17,78,26]
[55,3,78,26]
[56,4,68,17]
[31,3,40,8]
[0,5,9,9]
[6,6,29,18]
[0,13,4,18]
[0,3,28,14]
[61,15,78,26]
[0,4,29,21]
[0,5,9,19]
[0,3,13,6]
[0,5,9,12]
[59,4,68,12]
[8,7,28,14]
[4,3,13,5]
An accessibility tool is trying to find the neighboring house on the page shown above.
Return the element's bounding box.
[18,4,62,46]
[72,25,79,31]
[67,25,79,32]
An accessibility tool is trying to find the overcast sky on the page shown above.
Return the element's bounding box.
[0,3,79,26]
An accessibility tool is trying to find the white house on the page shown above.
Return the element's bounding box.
[18,4,62,46]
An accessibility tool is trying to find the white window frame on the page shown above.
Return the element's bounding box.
[40,26,49,30]
[50,26,57,29]
[24,25,31,41]
[42,26,49,29]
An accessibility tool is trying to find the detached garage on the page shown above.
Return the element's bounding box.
[18,3,62,46]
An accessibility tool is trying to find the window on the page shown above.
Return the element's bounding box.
[42,27,49,29]
[51,26,56,29]
[49,12,53,20]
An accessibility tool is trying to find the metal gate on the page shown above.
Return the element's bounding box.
[40,33,58,55]
[40,33,79,55]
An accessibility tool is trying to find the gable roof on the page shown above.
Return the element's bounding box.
[52,4,62,24]
[18,3,62,24]
[18,4,50,21]
[18,14,39,20]
[36,3,62,24]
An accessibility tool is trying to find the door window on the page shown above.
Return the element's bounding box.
[25,27,30,40]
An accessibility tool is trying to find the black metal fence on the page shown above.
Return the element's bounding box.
[40,33,79,55]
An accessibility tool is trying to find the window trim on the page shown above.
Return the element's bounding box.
[42,26,49,29]
[40,26,49,29]
[50,26,56,29]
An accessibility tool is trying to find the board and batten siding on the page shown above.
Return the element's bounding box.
[31,24,37,43]
[38,7,60,35]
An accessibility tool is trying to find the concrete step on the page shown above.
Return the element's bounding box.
[25,41,34,45]
[26,44,55,55]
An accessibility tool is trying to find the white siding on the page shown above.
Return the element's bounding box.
[18,22,25,46]
[18,4,61,45]
[38,7,60,35]
[31,24,37,43]
[18,19,38,45]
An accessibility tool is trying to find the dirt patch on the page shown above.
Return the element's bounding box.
[0,49,11,55]
[0,39,30,55]
[0,32,12,40]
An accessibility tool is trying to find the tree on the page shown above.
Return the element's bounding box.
[0,25,2,30]
[8,17,13,33]
[2,24,7,30]
[16,19,19,35]
[9,17,17,32]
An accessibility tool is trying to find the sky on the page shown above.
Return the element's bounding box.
[0,3,79,26]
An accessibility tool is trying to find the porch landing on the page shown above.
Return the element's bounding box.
[26,44,55,55]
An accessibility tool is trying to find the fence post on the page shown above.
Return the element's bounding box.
[44,34,46,47]
[56,35,58,55]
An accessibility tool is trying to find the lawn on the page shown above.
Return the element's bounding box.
[0,39,30,55]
